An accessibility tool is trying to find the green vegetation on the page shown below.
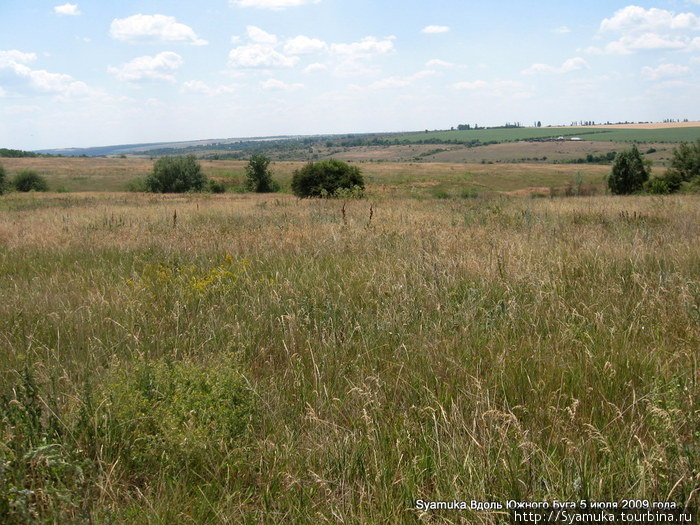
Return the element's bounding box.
[608,145,650,195]
[144,155,207,193]
[644,140,700,194]
[0,192,697,521]
[0,148,54,158]
[12,170,49,192]
[244,154,279,193]
[291,159,364,197]
[0,164,6,194]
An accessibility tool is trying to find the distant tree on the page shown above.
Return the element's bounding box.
[607,145,650,195]
[537,121,542,128]
[13,170,49,192]
[244,154,279,193]
[291,159,364,198]
[667,139,700,183]
[145,155,207,193]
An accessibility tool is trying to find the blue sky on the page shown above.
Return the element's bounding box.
[1,0,699,150]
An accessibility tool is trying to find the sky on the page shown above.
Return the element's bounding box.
[1,0,699,150]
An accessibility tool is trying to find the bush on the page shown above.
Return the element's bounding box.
[644,178,671,195]
[144,155,207,193]
[607,145,650,195]
[291,159,364,198]
[89,357,254,480]
[244,154,279,193]
[209,179,226,193]
[0,164,5,194]
[666,139,700,185]
[13,170,49,192]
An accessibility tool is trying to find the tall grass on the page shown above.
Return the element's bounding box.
[0,192,698,523]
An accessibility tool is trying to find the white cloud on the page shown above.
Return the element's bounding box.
[522,57,589,75]
[421,25,450,34]
[0,50,37,68]
[182,80,237,96]
[451,80,489,90]
[228,44,299,67]
[0,87,6,97]
[590,6,700,54]
[260,78,304,90]
[108,52,183,83]
[425,58,453,67]
[284,35,328,55]
[0,49,96,99]
[450,80,531,100]
[54,3,81,16]
[369,70,436,89]
[230,0,320,9]
[641,63,690,80]
[588,33,692,55]
[246,25,277,44]
[600,6,700,34]
[330,36,395,58]
[110,14,208,46]
[553,26,571,34]
[303,62,327,73]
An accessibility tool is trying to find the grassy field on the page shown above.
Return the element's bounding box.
[0,157,610,196]
[0,189,698,523]
[394,127,700,144]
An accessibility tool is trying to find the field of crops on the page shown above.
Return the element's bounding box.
[394,126,700,144]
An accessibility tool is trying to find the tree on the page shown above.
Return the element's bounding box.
[144,155,207,193]
[667,139,700,183]
[13,170,49,192]
[291,159,364,198]
[0,164,5,194]
[244,154,279,193]
[607,145,650,195]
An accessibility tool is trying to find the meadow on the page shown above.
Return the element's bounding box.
[0,157,610,196]
[0,183,698,522]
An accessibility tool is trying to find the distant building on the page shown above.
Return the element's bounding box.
[570,137,582,141]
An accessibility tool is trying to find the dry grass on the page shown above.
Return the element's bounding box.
[0,190,698,522]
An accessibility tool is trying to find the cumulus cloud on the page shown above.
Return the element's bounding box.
[522,57,589,74]
[590,6,700,54]
[228,44,299,67]
[260,78,304,90]
[600,6,700,33]
[421,25,450,34]
[587,33,692,55]
[552,26,571,34]
[0,49,96,99]
[230,0,320,9]
[246,25,277,44]
[303,62,327,73]
[640,63,690,80]
[0,50,37,68]
[450,80,532,99]
[284,35,328,55]
[330,36,395,58]
[425,58,453,67]
[108,52,183,82]
[54,3,81,16]
[110,14,208,46]
[182,80,237,95]
[368,70,436,89]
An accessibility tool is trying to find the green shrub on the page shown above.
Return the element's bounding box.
[666,139,700,185]
[208,179,226,193]
[244,154,279,193]
[126,177,148,192]
[87,357,254,481]
[0,164,6,194]
[291,159,364,198]
[13,170,49,192]
[607,145,650,195]
[644,178,671,195]
[145,155,207,193]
